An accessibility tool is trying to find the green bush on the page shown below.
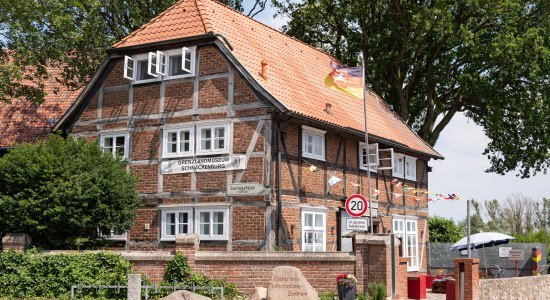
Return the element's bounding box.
[368,282,386,300]
[0,251,132,299]
[162,252,241,299]
[357,291,370,300]
[318,291,336,300]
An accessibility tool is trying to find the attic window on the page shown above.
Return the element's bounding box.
[124,47,196,83]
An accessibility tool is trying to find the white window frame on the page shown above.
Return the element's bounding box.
[378,148,394,170]
[100,132,129,159]
[405,156,417,181]
[147,51,158,77]
[160,208,193,241]
[162,126,195,158]
[123,56,134,80]
[196,122,231,155]
[195,207,229,241]
[301,208,327,252]
[301,125,326,161]
[393,216,419,271]
[359,142,379,172]
[156,50,166,75]
[393,153,405,178]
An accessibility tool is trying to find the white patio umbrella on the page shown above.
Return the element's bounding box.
[450,232,515,251]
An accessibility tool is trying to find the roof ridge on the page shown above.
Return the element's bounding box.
[195,0,214,33]
[114,0,194,47]
[206,0,340,62]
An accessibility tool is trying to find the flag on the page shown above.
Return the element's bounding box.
[349,182,361,187]
[309,165,319,172]
[373,189,381,195]
[328,175,342,186]
[326,62,363,99]
[394,193,403,198]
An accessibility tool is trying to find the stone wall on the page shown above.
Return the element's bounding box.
[479,275,550,300]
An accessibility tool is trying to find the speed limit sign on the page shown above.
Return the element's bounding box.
[345,194,369,218]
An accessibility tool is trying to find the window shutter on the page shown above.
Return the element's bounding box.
[377,148,394,170]
[368,143,379,170]
[182,47,192,73]
[156,50,166,75]
[147,52,158,77]
[123,56,134,80]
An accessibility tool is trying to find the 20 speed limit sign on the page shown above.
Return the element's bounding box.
[345,194,369,218]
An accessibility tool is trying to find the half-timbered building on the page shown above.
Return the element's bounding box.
[52,0,443,274]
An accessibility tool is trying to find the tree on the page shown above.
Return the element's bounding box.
[428,216,463,243]
[274,0,550,178]
[0,135,140,248]
[459,200,488,234]
[0,0,266,104]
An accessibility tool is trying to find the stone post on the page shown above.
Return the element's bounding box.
[453,258,479,300]
[127,274,141,300]
[1,233,31,252]
[175,234,199,269]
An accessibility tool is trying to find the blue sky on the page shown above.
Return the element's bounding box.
[245,1,550,223]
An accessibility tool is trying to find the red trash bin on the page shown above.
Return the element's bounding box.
[446,279,455,300]
[407,276,427,299]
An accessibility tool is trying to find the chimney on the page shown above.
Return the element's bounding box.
[261,58,268,80]
[324,103,333,115]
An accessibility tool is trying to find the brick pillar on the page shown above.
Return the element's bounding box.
[453,258,479,300]
[175,234,198,269]
[1,233,31,252]
[355,234,405,299]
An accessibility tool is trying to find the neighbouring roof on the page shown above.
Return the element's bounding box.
[113,0,442,158]
[0,66,81,148]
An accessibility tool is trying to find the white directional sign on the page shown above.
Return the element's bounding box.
[499,247,512,258]
[227,182,266,196]
[345,194,368,218]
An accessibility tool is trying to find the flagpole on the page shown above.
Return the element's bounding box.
[360,54,374,235]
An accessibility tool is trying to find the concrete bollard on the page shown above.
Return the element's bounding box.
[127,274,141,300]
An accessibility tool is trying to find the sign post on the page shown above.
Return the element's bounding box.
[227,182,266,196]
[345,194,369,218]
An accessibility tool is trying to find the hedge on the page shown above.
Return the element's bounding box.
[0,251,131,299]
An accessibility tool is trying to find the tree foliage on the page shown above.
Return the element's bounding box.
[428,216,463,243]
[275,0,550,178]
[0,0,266,104]
[0,135,140,248]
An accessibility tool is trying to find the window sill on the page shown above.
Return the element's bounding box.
[359,166,378,173]
[198,236,228,241]
[302,153,325,162]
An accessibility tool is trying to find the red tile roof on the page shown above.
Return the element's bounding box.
[0,66,81,147]
[115,0,441,158]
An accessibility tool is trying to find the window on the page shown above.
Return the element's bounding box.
[302,125,326,161]
[99,228,127,241]
[196,123,230,155]
[301,209,326,252]
[100,133,129,159]
[393,217,419,271]
[393,154,417,180]
[124,47,196,83]
[161,209,193,240]
[163,127,194,158]
[359,143,379,172]
[195,208,229,241]
[405,156,417,180]
[162,122,230,158]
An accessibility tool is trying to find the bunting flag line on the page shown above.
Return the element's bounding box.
[309,165,319,172]
[393,193,403,198]
[373,189,381,196]
[349,182,361,187]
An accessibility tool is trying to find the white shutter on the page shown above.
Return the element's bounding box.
[368,143,379,170]
[378,148,394,170]
[123,56,134,80]
[156,50,166,75]
[182,47,192,73]
[147,52,158,77]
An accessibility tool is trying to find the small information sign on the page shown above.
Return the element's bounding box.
[499,247,512,258]
[227,182,266,196]
[345,218,370,231]
[508,249,525,261]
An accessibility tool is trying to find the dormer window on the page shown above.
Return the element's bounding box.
[124,47,196,83]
